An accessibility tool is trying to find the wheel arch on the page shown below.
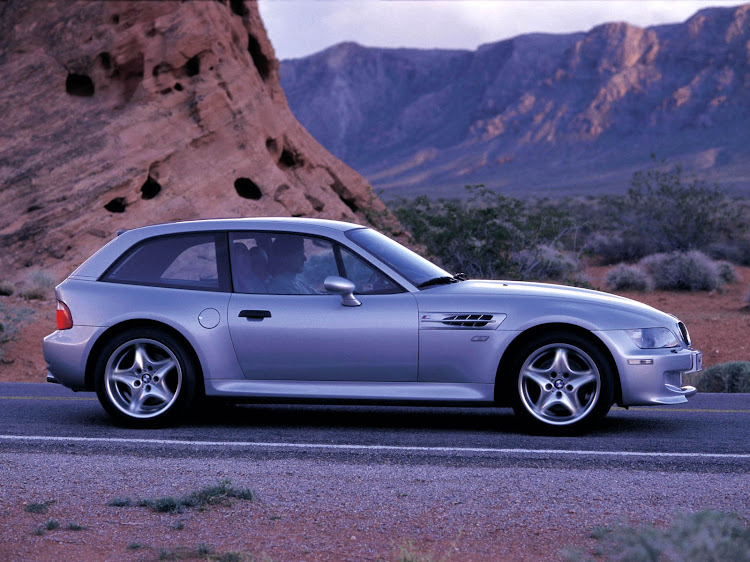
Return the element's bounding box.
[84,319,205,393]
[494,322,621,406]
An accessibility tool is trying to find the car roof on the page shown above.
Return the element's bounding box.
[120,217,365,237]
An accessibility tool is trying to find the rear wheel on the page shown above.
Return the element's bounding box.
[510,332,614,432]
[94,328,197,427]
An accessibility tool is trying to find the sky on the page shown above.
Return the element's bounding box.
[259,0,747,60]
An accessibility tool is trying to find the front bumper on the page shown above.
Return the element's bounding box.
[597,330,702,406]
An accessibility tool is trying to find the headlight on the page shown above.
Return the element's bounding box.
[626,327,680,349]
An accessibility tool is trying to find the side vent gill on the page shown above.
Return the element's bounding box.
[441,314,494,327]
[420,312,506,330]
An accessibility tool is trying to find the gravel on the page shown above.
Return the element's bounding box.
[1,451,748,561]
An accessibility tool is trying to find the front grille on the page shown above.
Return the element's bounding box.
[440,314,494,328]
[677,321,691,347]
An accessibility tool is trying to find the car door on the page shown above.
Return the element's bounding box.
[227,231,419,381]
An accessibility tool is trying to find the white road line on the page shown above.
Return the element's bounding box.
[0,435,748,460]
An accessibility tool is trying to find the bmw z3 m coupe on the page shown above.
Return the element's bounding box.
[43,218,702,431]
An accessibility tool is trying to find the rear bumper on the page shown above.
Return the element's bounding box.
[43,325,102,391]
[597,331,702,406]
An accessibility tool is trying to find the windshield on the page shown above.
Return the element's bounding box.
[345,228,450,287]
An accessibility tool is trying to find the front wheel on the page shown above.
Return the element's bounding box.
[94,328,197,427]
[510,332,614,432]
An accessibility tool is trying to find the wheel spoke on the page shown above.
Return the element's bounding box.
[152,358,176,381]
[148,382,173,405]
[551,348,572,375]
[127,387,148,413]
[569,372,597,392]
[110,366,138,386]
[521,368,551,390]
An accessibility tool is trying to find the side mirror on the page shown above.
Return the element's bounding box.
[324,276,361,307]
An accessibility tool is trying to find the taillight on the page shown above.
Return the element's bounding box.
[56,301,73,330]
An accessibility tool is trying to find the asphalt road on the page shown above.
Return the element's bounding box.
[1,382,748,472]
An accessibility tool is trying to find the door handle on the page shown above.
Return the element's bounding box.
[239,310,272,320]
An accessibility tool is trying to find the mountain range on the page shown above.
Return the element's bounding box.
[281,4,750,198]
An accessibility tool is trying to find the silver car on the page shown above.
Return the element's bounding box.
[43,218,702,431]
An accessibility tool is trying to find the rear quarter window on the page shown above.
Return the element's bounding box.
[102,233,230,291]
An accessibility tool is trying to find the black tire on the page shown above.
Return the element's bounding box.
[509,331,614,433]
[94,327,198,427]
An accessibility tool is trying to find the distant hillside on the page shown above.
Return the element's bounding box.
[281,4,750,198]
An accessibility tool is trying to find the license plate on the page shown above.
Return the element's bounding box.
[694,351,703,372]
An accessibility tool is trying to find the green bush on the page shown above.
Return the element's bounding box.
[717,261,738,284]
[706,237,750,266]
[640,251,721,291]
[694,362,750,393]
[590,161,747,264]
[513,245,580,281]
[605,264,653,291]
[563,510,750,562]
[390,186,586,280]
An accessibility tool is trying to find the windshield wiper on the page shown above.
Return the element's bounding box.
[417,275,464,289]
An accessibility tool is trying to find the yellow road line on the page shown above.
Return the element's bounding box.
[0,396,96,401]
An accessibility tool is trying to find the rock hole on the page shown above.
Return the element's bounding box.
[230,0,247,16]
[160,88,172,95]
[174,82,183,91]
[66,73,95,97]
[330,176,359,213]
[279,148,302,169]
[111,14,119,24]
[247,34,270,81]
[104,197,127,213]
[140,176,161,200]
[265,137,277,154]
[185,55,200,77]
[26,204,42,213]
[99,52,112,70]
[234,178,262,200]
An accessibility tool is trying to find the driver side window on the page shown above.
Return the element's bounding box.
[339,247,402,295]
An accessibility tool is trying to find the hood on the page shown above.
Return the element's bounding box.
[416,279,679,330]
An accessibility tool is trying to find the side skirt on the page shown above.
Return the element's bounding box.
[205,380,495,404]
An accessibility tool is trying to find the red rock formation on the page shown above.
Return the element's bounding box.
[0,0,395,284]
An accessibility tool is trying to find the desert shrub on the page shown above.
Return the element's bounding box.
[0,282,13,297]
[512,245,580,281]
[605,263,653,291]
[716,261,738,284]
[639,251,721,291]
[562,510,750,562]
[391,186,586,280]
[0,303,36,362]
[588,160,747,264]
[705,237,750,266]
[20,271,56,300]
[694,362,750,393]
